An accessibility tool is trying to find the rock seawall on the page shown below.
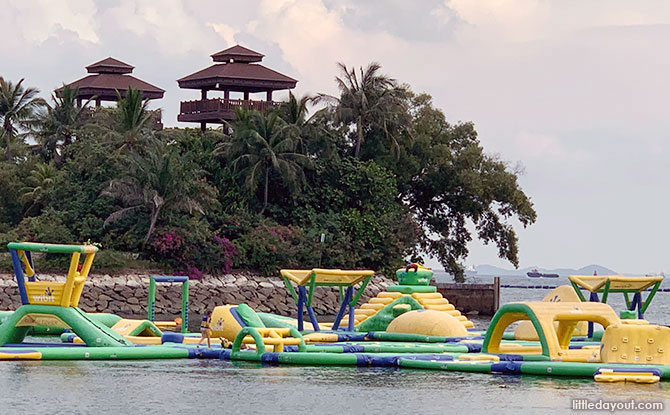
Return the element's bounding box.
[0,272,393,318]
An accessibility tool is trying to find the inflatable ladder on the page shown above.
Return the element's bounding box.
[341,290,474,329]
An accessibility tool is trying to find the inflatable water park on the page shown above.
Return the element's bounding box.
[1,242,669,384]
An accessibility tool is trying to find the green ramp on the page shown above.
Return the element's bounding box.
[0,311,122,336]
[125,320,162,337]
[0,305,129,347]
[355,296,424,332]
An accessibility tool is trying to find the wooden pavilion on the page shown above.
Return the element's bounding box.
[58,57,165,107]
[177,45,298,131]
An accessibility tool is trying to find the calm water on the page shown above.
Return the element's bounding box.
[2,359,669,414]
[1,280,669,414]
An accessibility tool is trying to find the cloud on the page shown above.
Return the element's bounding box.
[99,0,226,57]
[6,0,99,44]
[514,131,565,159]
[3,0,670,272]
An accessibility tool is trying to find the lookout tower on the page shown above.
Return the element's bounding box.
[177,45,298,131]
[58,57,165,107]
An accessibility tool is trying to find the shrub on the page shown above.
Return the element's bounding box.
[233,223,317,275]
[148,222,239,278]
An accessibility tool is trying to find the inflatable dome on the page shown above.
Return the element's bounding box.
[387,309,468,337]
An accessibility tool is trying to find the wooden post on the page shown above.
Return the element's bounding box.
[95,98,101,108]
[200,122,206,132]
[493,276,500,312]
[266,90,273,102]
[243,91,249,102]
[201,89,207,101]
[224,89,230,104]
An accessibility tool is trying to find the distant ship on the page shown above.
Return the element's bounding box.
[527,268,559,278]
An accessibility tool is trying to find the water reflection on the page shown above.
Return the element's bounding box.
[1,360,669,414]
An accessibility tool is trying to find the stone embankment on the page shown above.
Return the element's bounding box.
[0,272,393,318]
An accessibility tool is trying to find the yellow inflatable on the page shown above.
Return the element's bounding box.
[514,285,588,340]
[485,301,620,362]
[386,309,468,337]
[209,305,245,340]
[600,323,670,365]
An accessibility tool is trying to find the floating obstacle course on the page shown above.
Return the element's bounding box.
[1,242,668,383]
[0,242,213,358]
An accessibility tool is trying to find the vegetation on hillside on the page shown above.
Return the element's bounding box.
[0,64,536,281]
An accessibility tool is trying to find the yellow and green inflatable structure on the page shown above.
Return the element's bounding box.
[2,242,670,383]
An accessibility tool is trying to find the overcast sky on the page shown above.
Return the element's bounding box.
[2,0,669,273]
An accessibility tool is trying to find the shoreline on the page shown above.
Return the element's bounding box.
[0,271,394,318]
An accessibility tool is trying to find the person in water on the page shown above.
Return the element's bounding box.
[220,337,249,350]
[197,315,211,348]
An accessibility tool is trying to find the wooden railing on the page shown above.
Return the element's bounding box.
[179,98,276,115]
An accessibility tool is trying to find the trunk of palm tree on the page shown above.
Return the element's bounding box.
[260,168,269,214]
[144,205,162,244]
[4,120,11,161]
[354,116,363,158]
[53,151,63,169]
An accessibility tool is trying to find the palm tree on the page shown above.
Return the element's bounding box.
[280,92,340,160]
[34,85,92,164]
[315,62,406,158]
[0,77,45,160]
[19,162,58,215]
[102,137,218,244]
[218,108,310,214]
[96,87,153,153]
[281,91,311,128]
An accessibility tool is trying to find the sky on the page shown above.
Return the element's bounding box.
[1,0,669,274]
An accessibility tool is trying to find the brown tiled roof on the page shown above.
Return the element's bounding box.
[178,63,297,85]
[211,45,264,63]
[60,73,164,99]
[65,74,164,93]
[86,57,134,74]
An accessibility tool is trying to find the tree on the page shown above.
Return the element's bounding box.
[279,92,341,160]
[0,77,45,160]
[102,137,218,244]
[33,85,91,165]
[280,91,311,128]
[401,94,537,281]
[100,87,153,153]
[315,62,407,158]
[19,162,58,215]
[219,109,310,214]
[290,157,419,275]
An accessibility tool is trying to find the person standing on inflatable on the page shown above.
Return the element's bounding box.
[197,314,211,348]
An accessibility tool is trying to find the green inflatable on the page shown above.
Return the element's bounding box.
[0,305,129,347]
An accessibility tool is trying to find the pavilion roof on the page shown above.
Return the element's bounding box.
[59,58,165,101]
[211,45,264,63]
[177,62,297,92]
[86,57,135,74]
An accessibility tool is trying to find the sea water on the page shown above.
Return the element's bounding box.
[1,283,669,414]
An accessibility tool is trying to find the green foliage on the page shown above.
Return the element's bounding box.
[32,85,91,165]
[0,161,24,225]
[147,218,238,278]
[93,249,160,272]
[0,77,45,161]
[218,108,310,214]
[315,62,408,158]
[113,87,154,152]
[19,161,58,215]
[17,207,75,244]
[0,64,536,280]
[291,158,418,275]
[233,221,316,275]
[102,136,219,244]
[370,93,536,280]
